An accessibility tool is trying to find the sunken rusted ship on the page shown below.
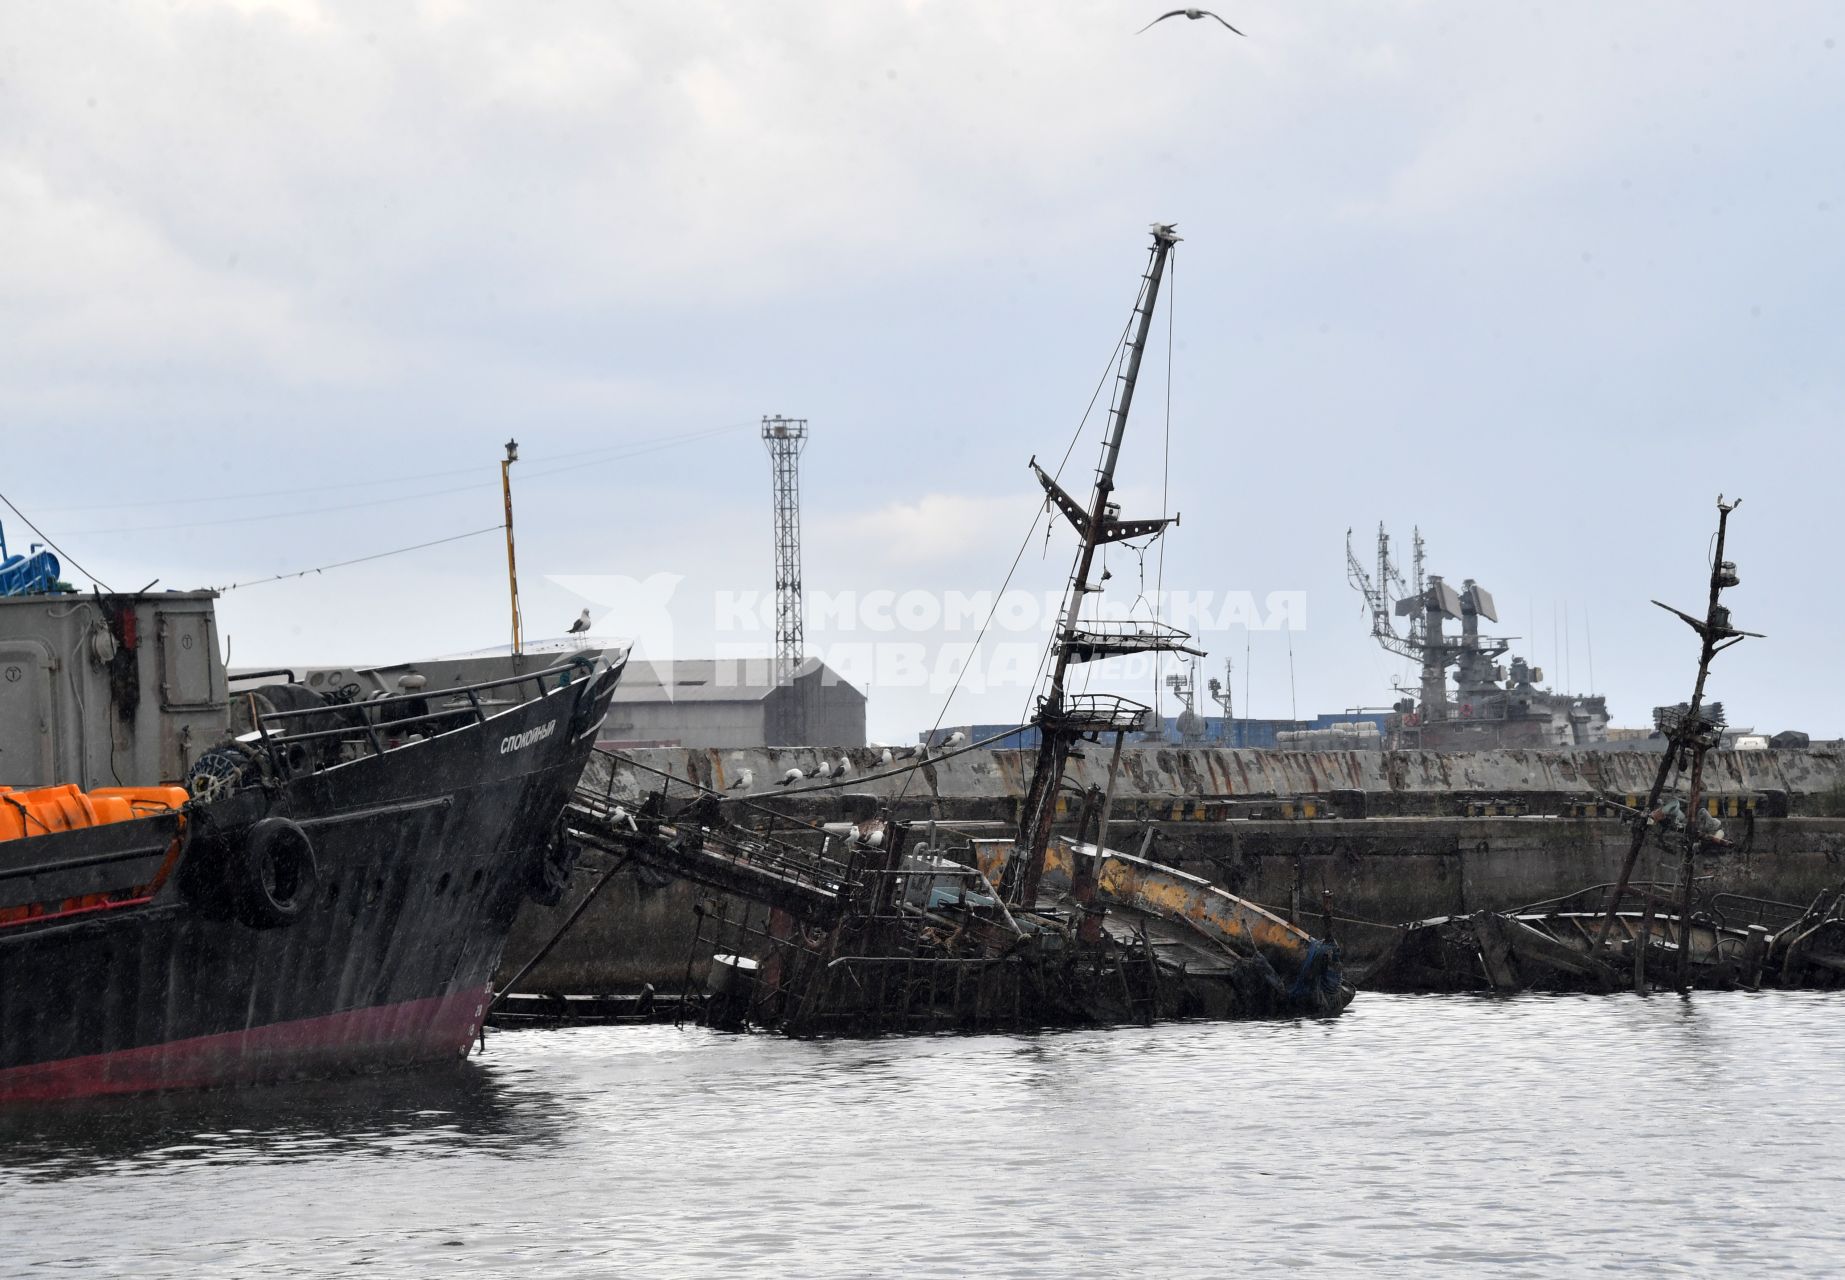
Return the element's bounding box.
[0,582,621,1103]
[1358,497,1845,995]
[1359,880,1845,994]
[539,225,1352,1033]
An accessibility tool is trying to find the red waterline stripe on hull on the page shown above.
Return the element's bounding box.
[0,984,491,1105]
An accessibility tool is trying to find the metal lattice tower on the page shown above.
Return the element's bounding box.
[761,415,808,685]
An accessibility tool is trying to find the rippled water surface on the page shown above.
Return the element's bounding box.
[4,992,1842,1277]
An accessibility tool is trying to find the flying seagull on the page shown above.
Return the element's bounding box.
[1138,8,1244,35]
[728,769,754,791]
[568,608,592,634]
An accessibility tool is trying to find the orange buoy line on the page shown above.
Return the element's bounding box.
[0,784,188,927]
[0,783,187,842]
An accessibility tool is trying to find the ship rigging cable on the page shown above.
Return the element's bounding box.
[1013,245,1175,732]
[0,490,113,593]
[1151,244,1176,733]
[56,422,755,535]
[898,293,1144,805]
[35,422,757,516]
[611,726,1031,839]
[213,525,505,592]
[1014,278,1160,733]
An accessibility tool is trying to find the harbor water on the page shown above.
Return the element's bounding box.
[3,992,1841,1277]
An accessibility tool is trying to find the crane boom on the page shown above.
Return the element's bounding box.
[1345,524,1419,660]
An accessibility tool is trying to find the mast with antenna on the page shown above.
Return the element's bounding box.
[1208,657,1234,742]
[1347,523,1535,746]
[999,224,1202,910]
[501,438,523,657]
[1593,496,1760,988]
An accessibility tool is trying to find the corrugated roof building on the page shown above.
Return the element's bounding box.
[598,656,866,749]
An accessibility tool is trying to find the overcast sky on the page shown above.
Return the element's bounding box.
[2,1,1839,742]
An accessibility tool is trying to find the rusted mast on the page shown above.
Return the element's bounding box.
[1593,743,1679,951]
[1668,497,1752,989]
[1001,224,1181,908]
[1593,497,1754,960]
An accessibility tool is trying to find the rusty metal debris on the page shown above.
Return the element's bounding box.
[1353,498,1829,997]
[1359,879,1845,994]
[559,772,1351,1034]
[523,225,1353,1036]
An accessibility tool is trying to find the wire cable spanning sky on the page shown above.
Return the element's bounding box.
[1,2,1838,741]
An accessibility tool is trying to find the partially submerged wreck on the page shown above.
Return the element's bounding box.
[1357,498,1845,996]
[551,776,1349,1034]
[519,225,1352,1035]
[1360,880,1845,994]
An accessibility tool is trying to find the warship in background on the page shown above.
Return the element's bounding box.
[1346,524,1609,750]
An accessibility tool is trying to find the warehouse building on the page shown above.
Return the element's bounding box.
[598,656,866,749]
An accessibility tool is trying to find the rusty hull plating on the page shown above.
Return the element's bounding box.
[559,768,1352,1036]
[532,226,1352,1034]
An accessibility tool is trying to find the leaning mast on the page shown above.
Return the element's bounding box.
[1593,497,1759,985]
[1000,223,1201,908]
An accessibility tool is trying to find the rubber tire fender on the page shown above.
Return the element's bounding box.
[234,816,320,928]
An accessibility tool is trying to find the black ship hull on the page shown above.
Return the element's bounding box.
[0,660,620,1104]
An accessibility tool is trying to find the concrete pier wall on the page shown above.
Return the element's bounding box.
[499,747,1845,991]
[591,744,1845,810]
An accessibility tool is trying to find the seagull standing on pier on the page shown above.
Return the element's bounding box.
[942,731,967,750]
[778,768,804,787]
[815,760,833,780]
[728,769,753,791]
[880,747,894,767]
[568,608,592,634]
[835,757,852,779]
[1137,8,1245,35]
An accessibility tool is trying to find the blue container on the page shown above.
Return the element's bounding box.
[0,545,61,597]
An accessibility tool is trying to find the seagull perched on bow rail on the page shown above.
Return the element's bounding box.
[567,608,592,634]
[1138,8,1244,35]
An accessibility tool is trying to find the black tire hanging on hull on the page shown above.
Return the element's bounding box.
[230,817,320,928]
